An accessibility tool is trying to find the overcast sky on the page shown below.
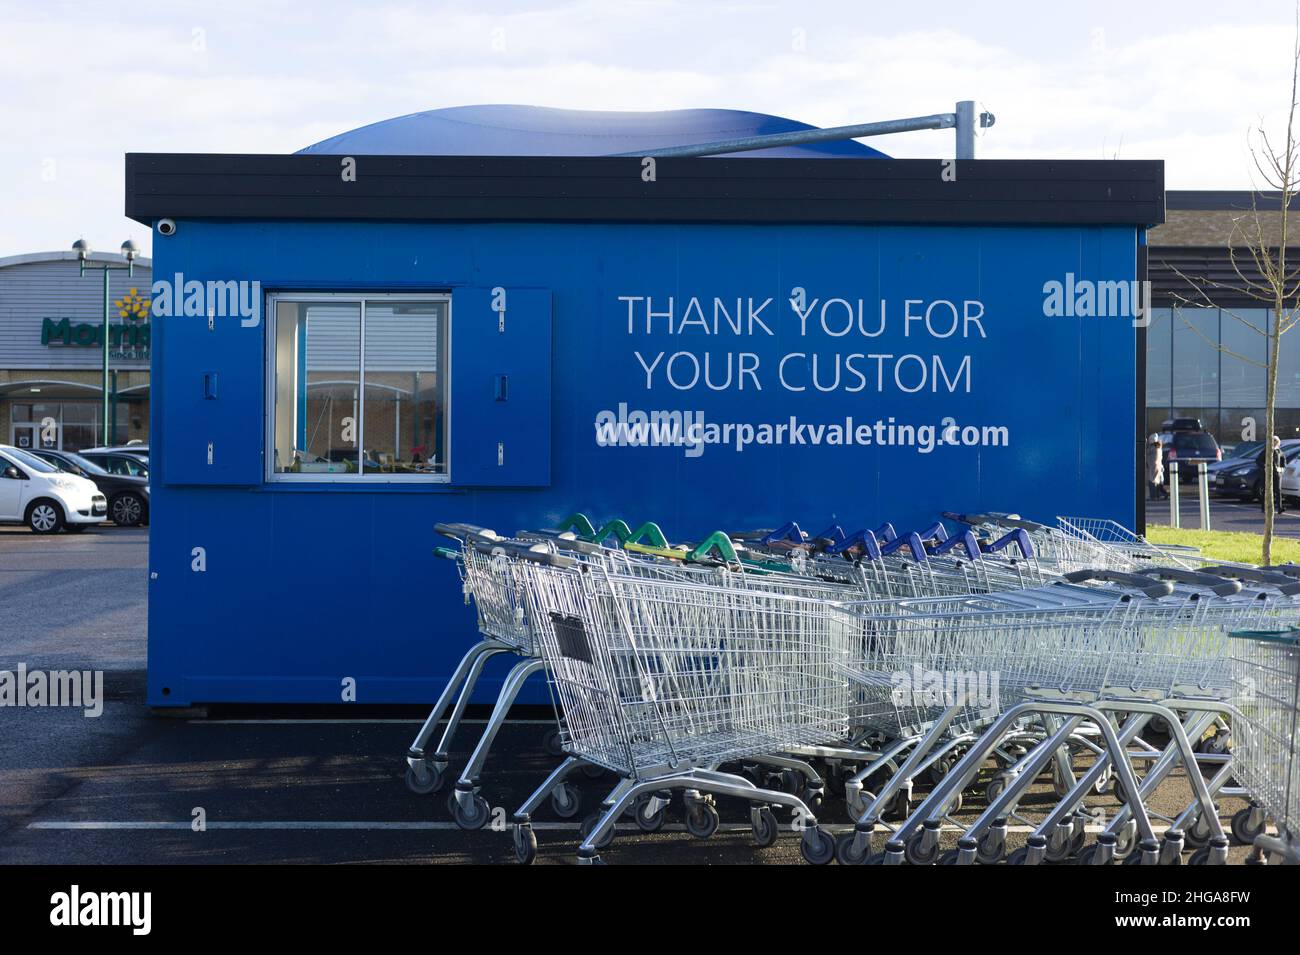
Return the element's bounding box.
[2,0,1298,259]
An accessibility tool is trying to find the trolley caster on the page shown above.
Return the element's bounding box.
[579,762,605,780]
[405,760,445,795]
[512,824,538,865]
[449,790,491,831]
[578,813,616,850]
[778,769,805,798]
[1075,844,1104,866]
[684,802,720,840]
[550,782,581,820]
[1159,830,1185,865]
[985,771,1013,805]
[1192,838,1229,866]
[750,806,778,848]
[799,825,836,865]
[884,789,911,821]
[835,829,872,865]
[1230,805,1265,846]
[844,783,868,820]
[1124,839,1160,865]
[903,823,942,866]
[937,849,962,865]
[1183,811,1214,849]
[927,757,953,787]
[576,851,605,866]
[634,793,668,833]
[976,826,1006,865]
[541,728,564,758]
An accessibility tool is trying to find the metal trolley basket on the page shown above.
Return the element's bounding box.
[515,553,854,863]
[1228,627,1300,863]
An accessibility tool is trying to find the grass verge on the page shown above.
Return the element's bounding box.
[1145,524,1300,565]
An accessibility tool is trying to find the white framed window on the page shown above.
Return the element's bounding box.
[267,292,450,482]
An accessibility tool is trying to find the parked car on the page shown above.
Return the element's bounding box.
[0,445,106,533]
[1162,430,1222,481]
[81,444,148,460]
[1213,439,1300,501]
[29,449,149,526]
[1161,417,1204,432]
[78,450,150,479]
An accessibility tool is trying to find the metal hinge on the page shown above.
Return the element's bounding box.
[497,442,504,466]
[207,442,214,466]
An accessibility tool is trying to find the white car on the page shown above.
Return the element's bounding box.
[1283,456,1300,505]
[0,445,107,533]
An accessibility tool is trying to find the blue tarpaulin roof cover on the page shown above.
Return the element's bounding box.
[298,104,890,158]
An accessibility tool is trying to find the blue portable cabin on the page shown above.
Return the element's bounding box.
[126,105,1164,707]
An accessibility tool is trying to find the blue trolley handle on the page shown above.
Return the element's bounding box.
[874,522,898,544]
[980,528,1035,559]
[824,528,881,560]
[929,530,981,561]
[917,521,948,544]
[880,532,927,562]
[760,521,804,547]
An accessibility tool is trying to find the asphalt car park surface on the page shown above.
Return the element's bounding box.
[0,524,1262,865]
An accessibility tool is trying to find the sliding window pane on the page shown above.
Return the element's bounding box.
[273,301,361,474]
[362,301,447,475]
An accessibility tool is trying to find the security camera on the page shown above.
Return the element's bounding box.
[157,218,177,236]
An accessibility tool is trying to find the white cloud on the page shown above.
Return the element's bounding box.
[1,1,1298,258]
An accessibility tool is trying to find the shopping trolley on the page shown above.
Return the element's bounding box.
[510,551,852,864]
[1228,626,1300,863]
[944,511,1199,572]
[832,565,1300,865]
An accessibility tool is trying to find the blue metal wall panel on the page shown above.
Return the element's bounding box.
[449,287,552,486]
[147,220,1138,705]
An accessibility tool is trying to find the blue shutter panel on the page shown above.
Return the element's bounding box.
[450,288,551,486]
[158,303,263,485]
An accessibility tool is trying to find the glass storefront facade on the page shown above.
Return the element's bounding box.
[1145,305,1300,452]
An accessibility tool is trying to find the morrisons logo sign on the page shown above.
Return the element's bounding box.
[41,286,151,359]
[41,317,151,358]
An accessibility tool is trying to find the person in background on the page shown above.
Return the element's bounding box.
[1146,434,1166,501]
[1257,435,1287,514]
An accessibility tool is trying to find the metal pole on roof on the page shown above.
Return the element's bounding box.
[615,101,994,159]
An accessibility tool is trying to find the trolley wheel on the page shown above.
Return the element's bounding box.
[887,789,911,821]
[579,762,606,780]
[1075,844,1098,866]
[942,790,963,815]
[927,757,953,787]
[937,849,961,865]
[750,806,778,848]
[684,802,720,840]
[550,782,581,820]
[541,728,564,758]
[1005,847,1030,866]
[1046,826,1075,863]
[1184,812,1214,849]
[779,769,805,797]
[512,825,538,865]
[1051,766,1074,799]
[1194,730,1231,756]
[976,830,1005,865]
[845,787,869,820]
[405,761,445,795]
[800,825,836,865]
[579,813,615,850]
[449,791,491,831]
[1231,807,1265,846]
[804,786,824,813]
[985,772,1012,805]
[903,831,941,866]
[634,794,666,833]
[835,831,870,865]
[1110,774,1130,806]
